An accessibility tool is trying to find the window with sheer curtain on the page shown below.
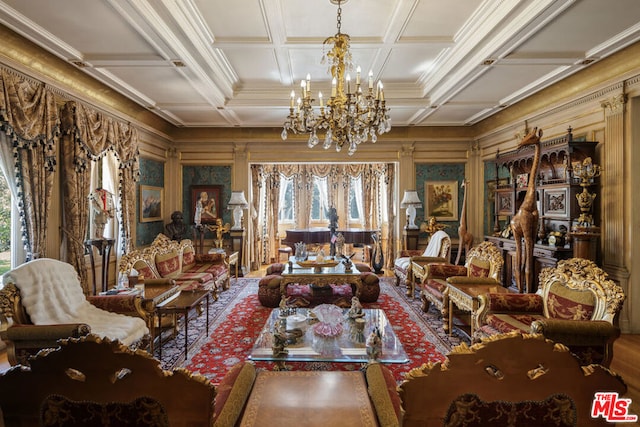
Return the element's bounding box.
[250,163,396,269]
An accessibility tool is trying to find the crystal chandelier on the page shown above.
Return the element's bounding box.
[281,0,391,156]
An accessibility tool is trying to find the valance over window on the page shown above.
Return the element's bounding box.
[61,101,139,291]
[0,68,60,262]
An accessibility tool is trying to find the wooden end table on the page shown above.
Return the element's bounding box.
[445,280,510,338]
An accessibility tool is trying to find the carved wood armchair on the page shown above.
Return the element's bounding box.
[0,258,150,366]
[366,332,628,427]
[417,240,504,314]
[0,335,257,427]
[394,230,451,298]
[474,258,625,367]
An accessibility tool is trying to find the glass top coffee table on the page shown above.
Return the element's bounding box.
[249,307,408,364]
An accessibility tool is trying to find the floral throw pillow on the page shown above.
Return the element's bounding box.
[467,256,491,278]
[155,250,181,278]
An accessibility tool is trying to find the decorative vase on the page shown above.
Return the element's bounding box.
[371,232,384,274]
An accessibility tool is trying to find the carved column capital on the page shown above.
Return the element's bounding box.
[400,143,415,158]
[601,94,627,116]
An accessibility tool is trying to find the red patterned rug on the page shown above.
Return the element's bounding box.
[183,277,462,384]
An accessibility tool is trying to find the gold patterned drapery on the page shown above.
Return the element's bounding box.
[60,101,139,292]
[0,68,60,261]
[251,163,395,268]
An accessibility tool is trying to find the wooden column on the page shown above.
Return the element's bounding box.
[600,93,626,269]
[600,91,631,332]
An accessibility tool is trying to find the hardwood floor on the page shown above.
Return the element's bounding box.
[610,334,640,416]
[1,270,639,416]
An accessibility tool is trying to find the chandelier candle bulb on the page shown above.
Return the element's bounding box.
[290,90,295,108]
[346,74,351,94]
[306,74,311,93]
[319,92,323,107]
[356,66,361,84]
[331,78,337,97]
[368,70,373,90]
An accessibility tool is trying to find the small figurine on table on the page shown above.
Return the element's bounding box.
[272,320,289,357]
[366,326,382,361]
[88,188,115,239]
[420,216,448,238]
[206,218,230,248]
[347,296,364,319]
[334,232,345,257]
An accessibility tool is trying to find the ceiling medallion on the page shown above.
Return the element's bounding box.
[281,0,391,155]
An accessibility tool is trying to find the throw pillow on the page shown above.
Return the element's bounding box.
[182,246,195,269]
[155,250,181,279]
[132,260,159,280]
[467,256,491,278]
[546,280,595,320]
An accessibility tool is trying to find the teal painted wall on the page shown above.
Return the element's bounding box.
[414,163,465,239]
[136,157,165,246]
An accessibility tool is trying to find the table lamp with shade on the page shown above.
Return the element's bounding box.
[400,190,422,229]
[227,190,249,230]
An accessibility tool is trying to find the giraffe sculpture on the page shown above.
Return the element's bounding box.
[455,179,473,265]
[510,127,543,293]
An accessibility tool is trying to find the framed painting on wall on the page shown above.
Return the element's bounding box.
[425,180,458,221]
[191,185,222,224]
[140,185,163,222]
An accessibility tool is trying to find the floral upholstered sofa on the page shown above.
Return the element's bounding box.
[119,234,229,297]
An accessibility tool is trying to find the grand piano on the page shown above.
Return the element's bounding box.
[282,228,378,248]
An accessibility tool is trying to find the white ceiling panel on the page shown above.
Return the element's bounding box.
[1,0,639,128]
[105,66,209,105]
[195,0,270,41]
[452,63,561,104]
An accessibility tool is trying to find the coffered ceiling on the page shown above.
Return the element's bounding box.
[1,0,639,129]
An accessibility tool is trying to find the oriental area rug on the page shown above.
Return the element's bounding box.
[156,277,463,384]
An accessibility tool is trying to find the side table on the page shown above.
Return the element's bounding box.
[227,251,239,282]
[156,289,211,362]
[84,238,115,295]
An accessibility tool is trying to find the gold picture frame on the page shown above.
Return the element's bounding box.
[425,180,459,221]
[140,185,163,222]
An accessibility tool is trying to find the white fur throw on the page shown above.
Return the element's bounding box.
[422,230,449,258]
[3,258,148,346]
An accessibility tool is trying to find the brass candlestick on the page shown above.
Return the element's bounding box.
[572,157,601,227]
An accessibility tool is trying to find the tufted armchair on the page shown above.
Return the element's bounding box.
[394,230,451,297]
[0,258,150,366]
[474,258,625,367]
[417,240,504,315]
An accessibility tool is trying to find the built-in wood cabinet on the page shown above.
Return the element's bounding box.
[485,236,572,292]
[487,127,600,291]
